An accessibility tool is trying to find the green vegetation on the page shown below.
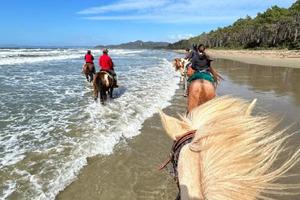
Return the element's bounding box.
[168,0,300,50]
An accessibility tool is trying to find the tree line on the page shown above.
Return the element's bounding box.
[168,0,300,50]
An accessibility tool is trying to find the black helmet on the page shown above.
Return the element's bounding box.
[87,50,91,54]
[103,48,109,53]
[198,44,205,52]
[192,44,197,51]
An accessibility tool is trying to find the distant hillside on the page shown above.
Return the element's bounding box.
[169,0,300,50]
[95,40,170,49]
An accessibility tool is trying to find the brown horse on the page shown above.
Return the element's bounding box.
[160,96,300,200]
[186,65,223,113]
[82,63,95,82]
[93,71,114,103]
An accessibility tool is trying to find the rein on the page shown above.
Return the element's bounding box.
[159,130,196,181]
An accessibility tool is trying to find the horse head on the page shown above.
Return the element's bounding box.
[159,96,300,199]
[173,58,183,71]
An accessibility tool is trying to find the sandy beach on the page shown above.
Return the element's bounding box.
[56,88,187,200]
[208,49,300,68]
[174,49,300,68]
[56,57,300,200]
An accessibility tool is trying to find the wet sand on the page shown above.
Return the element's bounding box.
[58,58,300,200]
[57,88,187,200]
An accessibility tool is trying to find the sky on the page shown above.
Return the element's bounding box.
[0,0,296,47]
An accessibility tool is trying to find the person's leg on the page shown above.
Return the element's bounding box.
[109,70,118,87]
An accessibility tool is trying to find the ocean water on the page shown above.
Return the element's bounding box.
[0,48,180,199]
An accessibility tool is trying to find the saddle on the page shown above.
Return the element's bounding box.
[100,71,114,80]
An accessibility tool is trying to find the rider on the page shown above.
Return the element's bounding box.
[84,50,96,74]
[188,44,215,84]
[184,48,191,60]
[99,48,118,87]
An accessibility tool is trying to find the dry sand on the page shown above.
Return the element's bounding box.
[174,49,300,68]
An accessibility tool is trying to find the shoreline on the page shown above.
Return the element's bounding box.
[173,49,300,68]
[56,87,187,200]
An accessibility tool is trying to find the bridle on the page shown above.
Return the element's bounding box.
[159,130,196,199]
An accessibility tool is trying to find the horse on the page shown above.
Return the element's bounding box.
[82,63,95,82]
[93,71,114,103]
[159,96,300,200]
[173,58,191,96]
[173,58,189,82]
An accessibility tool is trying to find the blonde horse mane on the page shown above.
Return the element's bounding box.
[160,96,300,199]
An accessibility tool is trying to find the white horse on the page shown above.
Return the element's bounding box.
[173,58,190,96]
[160,96,300,200]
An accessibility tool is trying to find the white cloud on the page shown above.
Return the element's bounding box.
[78,0,170,14]
[169,34,194,40]
[84,15,236,23]
[167,33,194,42]
[77,0,295,24]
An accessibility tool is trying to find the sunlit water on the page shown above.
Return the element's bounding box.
[0,48,179,199]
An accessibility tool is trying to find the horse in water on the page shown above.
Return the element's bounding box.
[159,96,300,200]
[93,71,114,103]
[173,58,189,82]
[82,63,95,82]
[173,58,191,96]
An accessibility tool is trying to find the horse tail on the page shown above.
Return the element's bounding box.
[93,73,101,99]
[185,96,300,199]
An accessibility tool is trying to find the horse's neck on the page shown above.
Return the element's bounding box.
[178,145,204,200]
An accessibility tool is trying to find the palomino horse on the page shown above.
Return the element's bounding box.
[82,63,95,82]
[93,71,114,103]
[160,96,300,200]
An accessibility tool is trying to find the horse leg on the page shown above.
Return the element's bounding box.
[100,89,106,104]
[184,74,188,97]
[93,81,98,101]
[89,73,94,82]
[109,87,113,99]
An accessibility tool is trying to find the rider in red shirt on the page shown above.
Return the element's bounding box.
[82,50,96,82]
[99,49,118,87]
[85,50,94,64]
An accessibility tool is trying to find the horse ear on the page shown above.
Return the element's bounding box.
[245,99,257,116]
[159,110,190,140]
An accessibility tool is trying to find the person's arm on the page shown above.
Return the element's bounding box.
[92,55,94,61]
[185,52,193,60]
[110,58,114,70]
[99,57,102,68]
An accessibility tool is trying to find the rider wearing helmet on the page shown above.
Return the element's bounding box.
[188,44,215,83]
[99,49,118,87]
